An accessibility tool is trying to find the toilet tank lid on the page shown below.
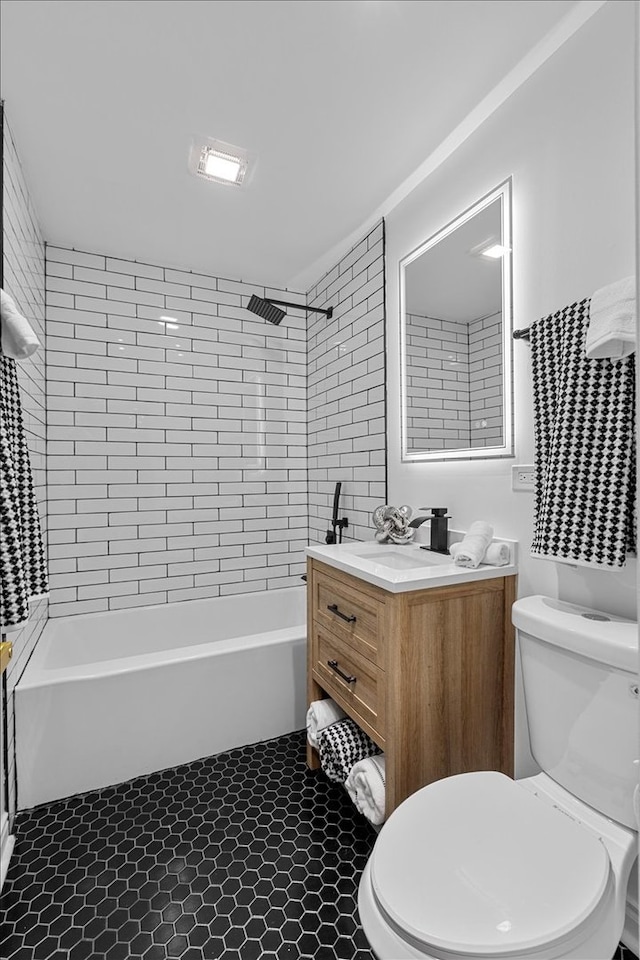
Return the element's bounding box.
[512,595,637,673]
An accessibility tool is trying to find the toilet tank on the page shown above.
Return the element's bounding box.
[512,595,638,830]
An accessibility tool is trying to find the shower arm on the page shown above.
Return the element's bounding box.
[264,298,333,319]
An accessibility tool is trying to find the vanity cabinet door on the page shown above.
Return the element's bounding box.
[385,579,514,808]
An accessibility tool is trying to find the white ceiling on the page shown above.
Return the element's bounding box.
[1,0,579,291]
[405,199,502,321]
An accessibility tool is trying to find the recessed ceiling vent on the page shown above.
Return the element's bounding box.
[188,136,251,186]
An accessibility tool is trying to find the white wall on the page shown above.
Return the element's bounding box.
[386,0,637,621]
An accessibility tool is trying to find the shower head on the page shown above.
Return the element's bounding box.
[246,294,334,326]
[247,295,286,325]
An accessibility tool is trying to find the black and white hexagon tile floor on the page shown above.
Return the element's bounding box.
[0,731,636,960]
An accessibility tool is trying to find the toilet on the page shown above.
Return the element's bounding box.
[358,595,638,960]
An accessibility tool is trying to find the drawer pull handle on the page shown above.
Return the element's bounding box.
[327,659,356,684]
[327,603,356,624]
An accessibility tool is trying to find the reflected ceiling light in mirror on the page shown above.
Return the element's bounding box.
[469,238,510,259]
[480,243,510,259]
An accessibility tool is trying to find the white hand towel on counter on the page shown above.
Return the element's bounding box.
[449,540,510,566]
[450,521,494,568]
[483,542,511,566]
[306,698,346,749]
[0,289,41,360]
[585,276,636,359]
[345,755,386,825]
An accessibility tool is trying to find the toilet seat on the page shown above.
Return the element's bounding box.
[369,772,613,958]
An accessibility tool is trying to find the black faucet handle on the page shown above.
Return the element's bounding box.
[418,507,449,517]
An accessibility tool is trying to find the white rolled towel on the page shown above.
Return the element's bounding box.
[450,521,494,568]
[450,540,510,567]
[586,276,636,359]
[483,542,511,566]
[306,698,346,749]
[0,289,41,360]
[345,754,386,825]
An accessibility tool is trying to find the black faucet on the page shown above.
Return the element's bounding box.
[408,507,449,554]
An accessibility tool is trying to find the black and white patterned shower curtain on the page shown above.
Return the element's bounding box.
[0,353,49,630]
[529,297,636,568]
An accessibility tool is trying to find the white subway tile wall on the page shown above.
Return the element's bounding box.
[405,313,471,449]
[469,312,503,447]
[45,247,308,615]
[405,311,503,451]
[2,112,48,818]
[307,222,387,544]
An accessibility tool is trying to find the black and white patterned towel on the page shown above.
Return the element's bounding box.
[317,717,382,784]
[530,298,636,568]
[0,354,49,630]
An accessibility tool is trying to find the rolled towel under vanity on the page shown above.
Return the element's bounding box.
[317,717,381,783]
[345,754,386,825]
[306,697,346,749]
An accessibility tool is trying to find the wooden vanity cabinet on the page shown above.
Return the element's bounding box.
[306,557,516,818]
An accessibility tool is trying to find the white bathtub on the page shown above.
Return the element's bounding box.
[15,586,307,809]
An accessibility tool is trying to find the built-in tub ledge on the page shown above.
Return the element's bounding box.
[305,531,518,593]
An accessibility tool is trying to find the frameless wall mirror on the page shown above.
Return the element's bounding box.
[400,179,513,461]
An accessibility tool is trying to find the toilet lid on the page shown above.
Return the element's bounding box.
[370,772,611,958]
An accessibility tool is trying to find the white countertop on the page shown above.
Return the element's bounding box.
[305,540,518,593]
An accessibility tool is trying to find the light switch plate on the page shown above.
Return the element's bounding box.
[512,464,535,491]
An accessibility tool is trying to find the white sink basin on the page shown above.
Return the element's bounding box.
[306,540,517,593]
[361,551,436,570]
[340,543,450,569]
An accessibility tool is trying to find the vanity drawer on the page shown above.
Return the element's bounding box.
[313,626,385,739]
[312,567,385,665]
